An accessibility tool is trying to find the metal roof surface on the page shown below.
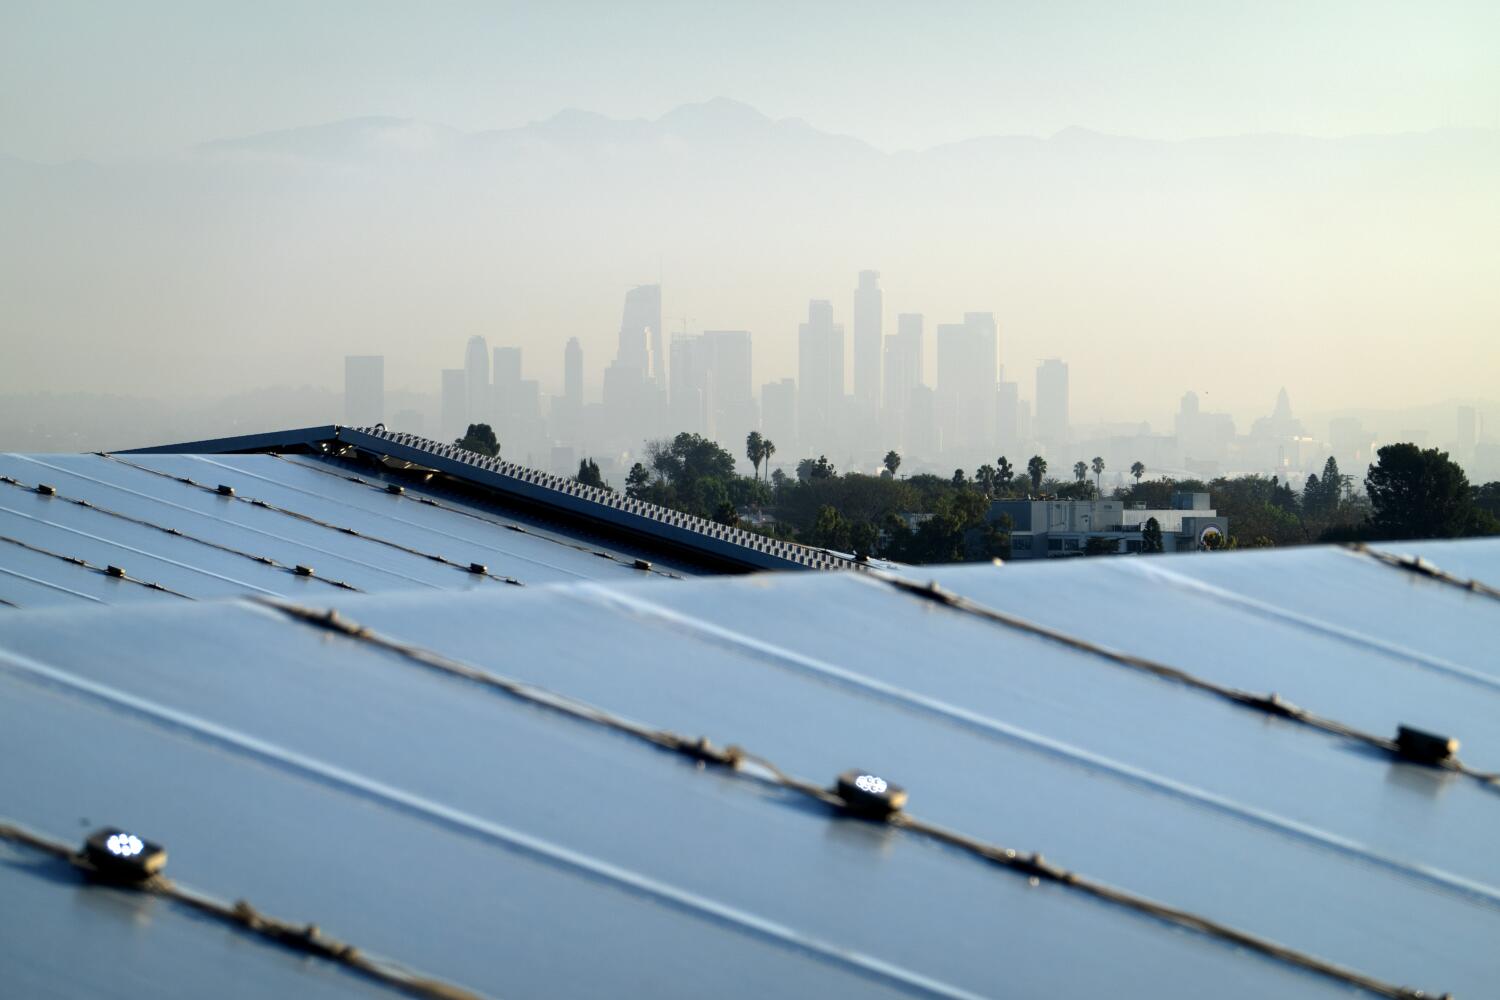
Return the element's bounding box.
[0,450,701,605]
[129,425,861,573]
[1,538,1496,999]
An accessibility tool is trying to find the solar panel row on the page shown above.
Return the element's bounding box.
[1,536,1496,998]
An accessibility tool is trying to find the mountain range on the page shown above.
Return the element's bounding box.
[2,98,1496,426]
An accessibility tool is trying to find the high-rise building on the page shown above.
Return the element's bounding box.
[552,338,584,447]
[492,347,522,391]
[440,369,468,443]
[797,300,844,452]
[883,313,923,417]
[618,284,663,385]
[703,330,752,409]
[996,379,1019,454]
[1175,390,1234,469]
[908,384,939,460]
[935,313,998,455]
[852,271,882,408]
[489,347,528,447]
[343,355,384,426]
[1458,405,1480,462]
[464,336,490,424]
[666,329,755,443]
[563,338,583,411]
[1035,359,1070,449]
[669,334,711,435]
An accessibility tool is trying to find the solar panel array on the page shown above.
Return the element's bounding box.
[0,449,702,606]
[124,425,862,572]
[2,536,1496,998]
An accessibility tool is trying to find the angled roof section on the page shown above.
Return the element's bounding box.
[127,424,860,574]
[1,537,1497,998]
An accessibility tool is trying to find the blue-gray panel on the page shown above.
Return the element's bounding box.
[2,453,466,593]
[171,452,690,582]
[1369,535,1500,588]
[1,561,1490,998]
[0,499,283,600]
[921,549,1500,740]
[0,845,391,1000]
[0,597,1391,1000]
[269,452,699,578]
[0,451,683,604]
[1124,545,1498,676]
[0,663,924,1000]
[283,576,1497,996]
[0,563,111,608]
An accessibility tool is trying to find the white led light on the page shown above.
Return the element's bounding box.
[854,774,888,795]
[105,833,144,857]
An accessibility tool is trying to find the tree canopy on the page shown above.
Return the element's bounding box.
[454,423,499,458]
[1364,443,1492,539]
[575,458,610,491]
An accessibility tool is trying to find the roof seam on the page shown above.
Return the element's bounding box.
[263,452,683,580]
[0,820,488,1000]
[254,596,1448,1000]
[868,571,1500,789]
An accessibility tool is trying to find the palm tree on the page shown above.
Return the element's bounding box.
[1073,461,1087,484]
[1130,461,1145,485]
[996,456,1013,490]
[883,450,901,477]
[745,431,765,481]
[1027,455,1047,492]
[975,464,997,496]
[1091,456,1105,493]
[761,439,776,482]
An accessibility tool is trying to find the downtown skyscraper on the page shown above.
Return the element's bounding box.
[1035,358,1070,450]
[617,284,663,386]
[934,312,998,457]
[797,300,844,454]
[852,270,882,410]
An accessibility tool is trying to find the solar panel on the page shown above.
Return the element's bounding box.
[2,534,1496,998]
[0,451,700,607]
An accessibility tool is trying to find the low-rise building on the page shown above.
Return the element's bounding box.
[992,492,1228,558]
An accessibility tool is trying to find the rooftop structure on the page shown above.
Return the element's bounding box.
[994,492,1228,558]
[0,426,858,609]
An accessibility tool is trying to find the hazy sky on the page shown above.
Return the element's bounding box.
[4,0,1498,161]
[2,1,1498,436]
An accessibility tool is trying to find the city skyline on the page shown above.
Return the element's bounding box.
[344,276,1500,490]
[4,97,1498,427]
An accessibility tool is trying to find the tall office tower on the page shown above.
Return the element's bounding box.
[996,379,1020,454]
[464,336,490,424]
[1458,405,1480,463]
[563,338,583,410]
[761,378,798,458]
[852,271,882,408]
[548,338,584,447]
[934,312,998,455]
[618,284,663,384]
[343,356,384,426]
[1034,359,1070,449]
[703,330,754,442]
[908,384,939,460]
[492,347,522,391]
[883,313,923,421]
[489,346,525,445]
[440,369,468,443]
[797,300,844,452]
[669,334,710,435]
